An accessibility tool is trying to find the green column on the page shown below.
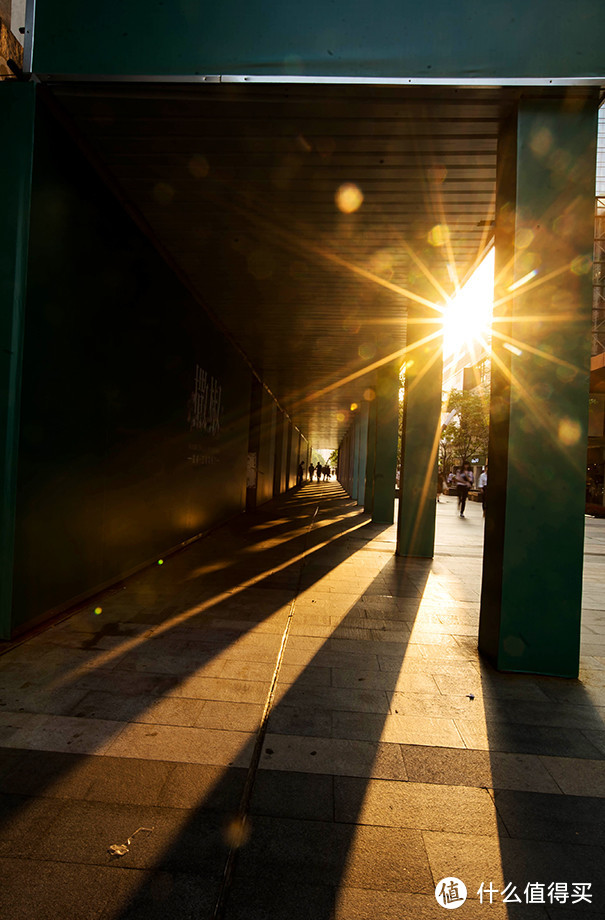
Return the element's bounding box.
[372,360,400,524]
[355,402,369,505]
[364,393,377,513]
[479,92,598,677]
[351,413,361,502]
[0,82,36,639]
[397,307,443,557]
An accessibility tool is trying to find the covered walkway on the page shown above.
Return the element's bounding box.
[1,482,604,918]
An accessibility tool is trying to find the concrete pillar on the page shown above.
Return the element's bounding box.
[479,91,599,677]
[273,411,284,497]
[396,304,443,557]
[351,415,360,502]
[355,401,369,505]
[364,393,377,513]
[372,360,400,524]
[0,83,36,639]
[245,376,263,511]
[284,419,293,489]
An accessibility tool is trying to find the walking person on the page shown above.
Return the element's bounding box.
[436,468,445,503]
[478,465,487,517]
[456,462,473,518]
[316,462,322,481]
[308,463,315,481]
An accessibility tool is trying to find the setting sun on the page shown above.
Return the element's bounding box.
[442,249,494,357]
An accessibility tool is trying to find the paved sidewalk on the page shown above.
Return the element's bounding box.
[0,483,604,919]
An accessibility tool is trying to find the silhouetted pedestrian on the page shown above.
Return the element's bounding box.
[308,463,315,481]
[479,465,487,517]
[316,462,322,481]
[456,462,473,518]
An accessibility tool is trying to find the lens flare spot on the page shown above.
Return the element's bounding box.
[515,228,535,249]
[358,343,376,360]
[530,127,553,157]
[335,412,346,422]
[363,388,376,402]
[335,183,363,214]
[188,154,210,178]
[350,402,359,412]
[153,183,175,205]
[296,134,312,153]
[503,635,526,657]
[223,816,251,849]
[94,607,102,616]
[427,224,449,248]
[556,365,577,383]
[502,342,523,357]
[558,418,582,446]
[368,249,395,280]
[571,255,592,276]
[157,559,164,566]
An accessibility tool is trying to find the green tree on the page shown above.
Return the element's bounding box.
[441,388,489,469]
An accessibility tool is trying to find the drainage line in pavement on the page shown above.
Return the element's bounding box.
[212,503,320,920]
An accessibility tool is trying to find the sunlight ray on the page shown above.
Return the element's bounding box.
[489,326,584,374]
[293,328,444,408]
[48,517,372,690]
[486,344,587,476]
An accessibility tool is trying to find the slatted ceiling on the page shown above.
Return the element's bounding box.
[51,81,507,445]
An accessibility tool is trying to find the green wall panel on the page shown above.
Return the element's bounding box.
[12,94,251,632]
[0,82,35,640]
[31,0,605,79]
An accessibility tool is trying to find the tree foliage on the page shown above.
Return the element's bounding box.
[440,388,489,470]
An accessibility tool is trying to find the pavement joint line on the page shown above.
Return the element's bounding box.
[212,499,321,920]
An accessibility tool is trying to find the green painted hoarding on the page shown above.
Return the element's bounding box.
[30,0,605,80]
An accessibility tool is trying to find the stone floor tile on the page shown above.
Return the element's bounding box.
[454,719,605,758]
[422,830,604,902]
[193,699,263,733]
[402,745,561,794]
[158,762,246,811]
[249,769,334,821]
[332,710,465,748]
[276,684,389,715]
[82,756,176,806]
[163,676,270,705]
[104,722,253,767]
[277,663,332,686]
[432,673,551,701]
[330,668,439,693]
[1,712,124,756]
[224,879,335,920]
[260,733,407,780]
[0,748,97,799]
[267,704,332,737]
[0,794,65,858]
[493,787,605,846]
[335,777,501,835]
[540,755,605,796]
[580,729,605,756]
[0,858,150,920]
[334,887,549,919]
[339,825,434,893]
